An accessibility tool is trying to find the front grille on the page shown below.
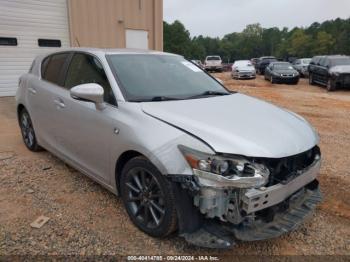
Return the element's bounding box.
[341,74,350,85]
[281,74,294,77]
[255,146,320,186]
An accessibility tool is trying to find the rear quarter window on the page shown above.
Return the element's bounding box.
[42,53,70,86]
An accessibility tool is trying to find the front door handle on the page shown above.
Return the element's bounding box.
[28,87,37,95]
[54,99,66,109]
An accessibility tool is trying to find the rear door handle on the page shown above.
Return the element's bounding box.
[54,99,66,109]
[28,87,37,95]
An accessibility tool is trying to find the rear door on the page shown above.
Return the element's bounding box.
[54,52,118,183]
[318,58,330,85]
[26,52,72,148]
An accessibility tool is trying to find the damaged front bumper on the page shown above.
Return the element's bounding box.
[175,157,322,249]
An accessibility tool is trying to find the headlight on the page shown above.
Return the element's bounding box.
[178,145,269,188]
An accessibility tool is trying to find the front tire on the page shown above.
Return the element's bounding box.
[120,157,177,238]
[18,108,42,152]
[327,78,336,91]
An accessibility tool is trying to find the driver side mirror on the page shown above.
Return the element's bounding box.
[70,83,106,110]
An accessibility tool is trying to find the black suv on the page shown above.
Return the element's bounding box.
[309,55,350,91]
[256,56,277,75]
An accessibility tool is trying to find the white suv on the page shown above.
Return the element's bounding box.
[204,56,223,72]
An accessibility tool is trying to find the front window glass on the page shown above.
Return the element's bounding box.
[65,53,116,105]
[107,54,229,102]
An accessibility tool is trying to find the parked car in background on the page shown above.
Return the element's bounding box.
[264,62,300,84]
[251,58,259,66]
[191,60,204,69]
[16,48,322,249]
[256,56,277,75]
[222,63,233,72]
[308,56,325,77]
[293,58,312,77]
[309,55,350,91]
[231,60,256,79]
[204,56,223,72]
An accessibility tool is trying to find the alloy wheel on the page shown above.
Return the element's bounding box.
[20,111,35,148]
[124,167,166,229]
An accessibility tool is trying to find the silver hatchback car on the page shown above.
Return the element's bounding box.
[16,48,322,248]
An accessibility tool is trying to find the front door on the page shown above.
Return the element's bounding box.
[56,52,118,183]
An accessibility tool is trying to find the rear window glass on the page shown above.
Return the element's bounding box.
[42,53,69,85]
[207,56,221,61]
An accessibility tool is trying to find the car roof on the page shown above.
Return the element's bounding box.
[40,47,178,58]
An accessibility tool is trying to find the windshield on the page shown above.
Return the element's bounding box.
[207,56,221,61]
[302,59,311,64]
[274,63,294,70]
[107,54,229,102]
[235,61,252,67]
[331,57,350,66]
[261,58,277,64]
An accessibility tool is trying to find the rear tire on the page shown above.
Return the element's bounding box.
[120,157,178,238]
[18,108,42,152]
[309,73,315,85]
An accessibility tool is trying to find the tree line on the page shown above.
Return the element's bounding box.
[163,18,350,62]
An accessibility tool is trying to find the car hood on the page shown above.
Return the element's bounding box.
[141,94,318,158]
[274,69,298,74]
[330,65,350,74]
[237,66,255,72]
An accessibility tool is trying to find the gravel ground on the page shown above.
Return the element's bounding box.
[0,74,349,257]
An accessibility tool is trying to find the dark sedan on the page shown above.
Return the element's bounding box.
[256,56,277,75]
[264,62,300,84]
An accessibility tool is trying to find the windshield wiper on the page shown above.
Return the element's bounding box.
[128,96,183,102]
[150,96,182,101]
[186,91,230,100]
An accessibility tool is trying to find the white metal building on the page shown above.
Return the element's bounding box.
[0,0,70,96]
[0,0,163,97]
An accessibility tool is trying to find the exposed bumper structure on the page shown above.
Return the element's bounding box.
[242,159,320,213]
[233,185,322,241]
[176,156,322,249]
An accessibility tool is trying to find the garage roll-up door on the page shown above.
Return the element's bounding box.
[0,0,70,97]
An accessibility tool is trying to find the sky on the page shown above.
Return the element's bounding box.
[164,0,350,38]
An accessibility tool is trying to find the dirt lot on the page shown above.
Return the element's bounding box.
[1,74,350,256]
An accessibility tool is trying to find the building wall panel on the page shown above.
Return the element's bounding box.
[68,0,163,50]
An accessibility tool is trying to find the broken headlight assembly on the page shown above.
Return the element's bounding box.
[179,145,270,189]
